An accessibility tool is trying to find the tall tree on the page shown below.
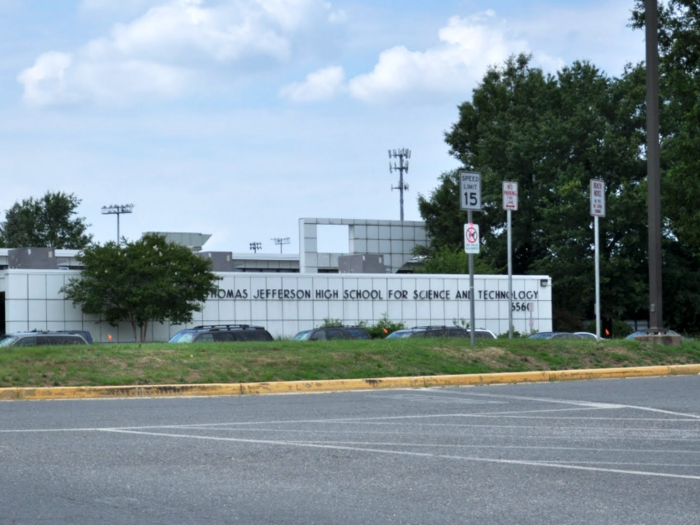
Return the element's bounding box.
[420,55,649,330]
[61,233,221,342]
[0,191,92,248]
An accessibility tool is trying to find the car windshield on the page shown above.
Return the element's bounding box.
[293,331,312,341]
[168,332,196,343]
[0,336,18,347]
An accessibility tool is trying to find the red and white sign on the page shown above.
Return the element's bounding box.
[464,223,480,254]
[502,181,518,211]
[590,179,605,217]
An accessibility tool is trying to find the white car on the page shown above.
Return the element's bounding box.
[574,332,599,340]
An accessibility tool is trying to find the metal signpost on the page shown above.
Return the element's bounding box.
[460,171,481,347]
[503,182,518,339]
[590,179,606,339]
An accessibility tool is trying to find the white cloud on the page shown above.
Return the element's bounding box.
[19,0,346,107]
[17,52,75,107]
[278,65,344,102]
[348,11,529,104]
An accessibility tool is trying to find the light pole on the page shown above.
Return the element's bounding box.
[389,148,410,222]
[101,204,134,244]
[249,242,261,253]
[271,237,290,254]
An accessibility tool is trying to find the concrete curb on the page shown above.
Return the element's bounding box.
[1,364,699,401]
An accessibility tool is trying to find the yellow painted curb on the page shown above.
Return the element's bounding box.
[1,364,699,401]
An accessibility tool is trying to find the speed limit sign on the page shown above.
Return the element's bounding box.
[460,171,481,211]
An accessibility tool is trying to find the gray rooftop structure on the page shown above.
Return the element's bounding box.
[299,218,427,274]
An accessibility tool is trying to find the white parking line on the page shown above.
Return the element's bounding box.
[432,390,700,419]
[276,440,700,455]
[100,428,700,481]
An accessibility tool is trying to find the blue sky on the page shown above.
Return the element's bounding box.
[0,0,645,254]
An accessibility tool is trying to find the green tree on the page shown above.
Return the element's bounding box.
[0,191,92,248]
[61,233,221,342]
[420,55,649,330]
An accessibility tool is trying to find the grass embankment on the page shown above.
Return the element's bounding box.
[2,338,700,389]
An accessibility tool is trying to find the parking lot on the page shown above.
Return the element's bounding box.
[1,375,699,524]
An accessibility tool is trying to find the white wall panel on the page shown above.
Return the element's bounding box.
[342,300,358,321]
[47,275,67,298]
[266,301,283,321]
[2,270,553,342]
[358,301,373,322]
[7,274,28,300]
[234,301,251,323]
[218,300,234,322]
[27,299,46,324]
[46,300,65,322]
[251,302,267,321]
[416,301,431,321]
[387,301,402,320]
[27,275,47,299]
[64,302,83,322]
[298,301,313,321]
[328,301,344,321]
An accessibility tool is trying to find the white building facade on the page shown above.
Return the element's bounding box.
[1,269,552,342]
[0,219,553,342]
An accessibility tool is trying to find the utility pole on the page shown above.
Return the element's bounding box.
[646,0,664,333]
[249,242,261,253]
[389,148,410,222]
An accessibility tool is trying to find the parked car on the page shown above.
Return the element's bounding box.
[528,332,583,339]
[57,330,93,344]
[293,326,371,341]
[574,331,599,340]
[168,325,274,343]
[386,326,497,339]
[0,331,88,347]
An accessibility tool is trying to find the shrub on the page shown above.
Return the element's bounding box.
[363,313,406,339]
[319,318,344,327]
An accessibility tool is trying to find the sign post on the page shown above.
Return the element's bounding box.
[503,182,518,339]
[590,179,606,339]
[460,171,481,347]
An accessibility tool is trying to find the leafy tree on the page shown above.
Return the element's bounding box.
[420,55,649,330]
[61,233,221,342]
[0,191,92,248]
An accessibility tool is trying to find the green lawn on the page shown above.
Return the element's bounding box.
[1,338,699,388]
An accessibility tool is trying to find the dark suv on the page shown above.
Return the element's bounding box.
[293,326,371,341]
[168,325,274,343]
[0,331,89,347]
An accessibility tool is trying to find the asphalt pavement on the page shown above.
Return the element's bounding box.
[1,375,699,524]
